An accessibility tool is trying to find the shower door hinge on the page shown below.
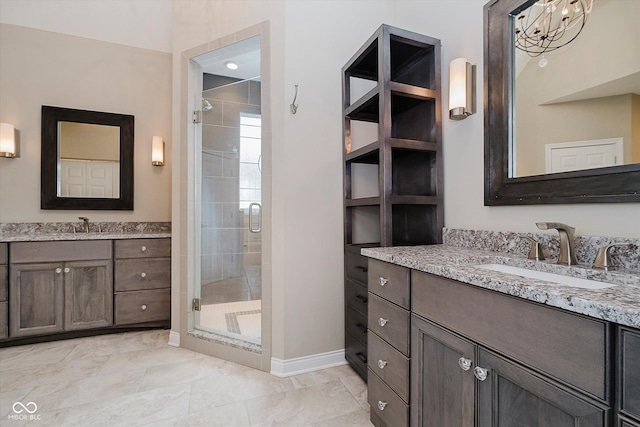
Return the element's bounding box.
[192,298,201,311]
[192,110,202,123]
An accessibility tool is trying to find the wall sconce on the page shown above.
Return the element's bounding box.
[449,58,476,120]
[0,122,17,158]
[151,136,164,166]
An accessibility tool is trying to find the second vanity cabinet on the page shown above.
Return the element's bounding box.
[0,243,8,338]
[9,241,113,337]
[618,327,640,426]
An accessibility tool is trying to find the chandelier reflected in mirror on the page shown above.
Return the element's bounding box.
[514,0,594,57]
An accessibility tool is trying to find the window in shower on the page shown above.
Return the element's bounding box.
[239,113,262,210]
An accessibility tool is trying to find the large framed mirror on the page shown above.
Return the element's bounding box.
[41,106,134,210]
[484,0,640,205]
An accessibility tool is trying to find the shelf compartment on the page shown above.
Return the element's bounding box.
[390,35,436,90]
[345,86,380,122]
[346,141,380,164]
[392,204,440,246]
[392,149,438,197]
[347,162,380,200]
[344,37,378,81]
[391,93,436,141]
[348,77,378,108]
[390,82,436,101]
[347,206,381,245]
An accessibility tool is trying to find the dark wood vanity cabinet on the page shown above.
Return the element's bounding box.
[0,243,9,338]
[618,327,640,426]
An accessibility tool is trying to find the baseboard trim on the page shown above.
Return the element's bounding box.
[168,330,180,347]
[270,349,347,377]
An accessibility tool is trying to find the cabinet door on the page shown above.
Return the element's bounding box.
[411,315,475,427]
[477,348,610,427]
[619,327,640,422]
[10,263,64,337]
[65,260,113,330]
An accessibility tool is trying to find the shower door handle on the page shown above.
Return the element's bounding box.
[249,202,262,233]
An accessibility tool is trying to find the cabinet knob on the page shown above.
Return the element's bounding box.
[63,267,70,273]
[141,272,147,278]
[141,246,147,252]
[377,359,388,369]
[378,317,388,327]
[141,304,147,311]
[458,357,472,371]
[377,401,388,411]
[55,268,62,274]
[474,366,488,381]
[379,277,388,287]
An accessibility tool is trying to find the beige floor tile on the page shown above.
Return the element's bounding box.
[340,374,369,410]
[290,364,354,389]
[0,387,33,418]
[310,409,374,426]
[98,345,196,376]
[62,330,168,360]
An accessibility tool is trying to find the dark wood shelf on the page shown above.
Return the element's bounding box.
[390,138,438,151]
[390,82,436,101]
[346,141,380,164]
[345,85,379,122]
[345,197,381,207]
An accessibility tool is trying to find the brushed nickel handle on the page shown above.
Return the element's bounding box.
[377,401,388,411]
[141,304,147,311]
[474,366,488,381]
[55,268,62,274]
[63,267,70,273]
[378,359,388,369]
[141,245,147,252]
[379,277,388,286]
[378,317,388,327]
[458,357,472,371]
[141,272,147,278]
[249,202,262,233]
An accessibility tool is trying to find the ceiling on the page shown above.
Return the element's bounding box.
[195,36,261,81]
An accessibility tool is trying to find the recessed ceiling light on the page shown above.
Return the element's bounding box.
[225,61,239,70]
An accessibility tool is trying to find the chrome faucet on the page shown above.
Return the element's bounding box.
[536,222,578,265]
[78,217,90,233]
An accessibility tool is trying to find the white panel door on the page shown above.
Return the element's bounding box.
[60,160,117,198]
[86,162,114,198]
[546,138,623,173]
[60,160,86,197]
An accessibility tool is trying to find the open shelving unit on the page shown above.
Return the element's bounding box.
[342,24,443,381]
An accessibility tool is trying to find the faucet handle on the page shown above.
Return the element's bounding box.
[523,236,545,261]
[593,242,632,271]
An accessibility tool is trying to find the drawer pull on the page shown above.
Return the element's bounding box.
[377,359,388,369]
[474,366,488,381]
[141,246,147,252]
[63,267,70,273]
[378,277,388,286]
[356,352,367,364]
[458,357,472,371]
[355,266,368,273]
[355,294,368,303]
[378,317,388,327]
[141,304,147,311]
[377,401,388,411]
[141,272,147,278]
[356,323,368,334]
[55,268,62,274]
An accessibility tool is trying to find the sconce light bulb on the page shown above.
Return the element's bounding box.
[152,136,164,166]
[0,122,16,158]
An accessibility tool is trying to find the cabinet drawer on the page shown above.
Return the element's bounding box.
[0,301,7,339]
[345,279,368,315]
[345,251,368,284]
[368,369,409,427]
[114,289,170,325]
[115,238,171,259]
[0,265,7,301]
[0,243,6,265]
[10,240,112,263]
[412,270,610,401]
[345,330,368,381]
[369,331,410,403]
[368,293,410,356]
[620,327,640,420]
[115,258,171,292]
[368,259,410,309]
[346,306,368,344]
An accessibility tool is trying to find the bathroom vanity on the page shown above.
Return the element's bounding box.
[362,232,640,427]
[0,225,171,344]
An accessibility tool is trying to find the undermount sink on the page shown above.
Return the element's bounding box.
[476,264,616,290]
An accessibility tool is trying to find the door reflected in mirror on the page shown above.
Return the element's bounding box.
[512,0,640,178]
[58,122,121,198]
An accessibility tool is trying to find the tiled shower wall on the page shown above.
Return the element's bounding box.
[201,77,262,285]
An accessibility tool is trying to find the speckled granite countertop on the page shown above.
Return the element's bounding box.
[362,244,640,329]
[0,232,171,242]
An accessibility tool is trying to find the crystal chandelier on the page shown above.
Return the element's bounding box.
[514,0,594,57]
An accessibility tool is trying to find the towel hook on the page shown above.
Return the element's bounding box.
[290,84,299,114]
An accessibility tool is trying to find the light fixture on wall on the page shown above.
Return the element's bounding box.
[225,61,238,70]
[515,0,593,57]
[152,136,164,166]
[0,122,18,158]
[449,58,476,121]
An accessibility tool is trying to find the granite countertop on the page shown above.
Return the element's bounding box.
[0,232,171,242]
[362,244,640,329]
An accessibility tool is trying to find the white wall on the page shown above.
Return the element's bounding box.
[393,0,640,238]
[0,24,172,222]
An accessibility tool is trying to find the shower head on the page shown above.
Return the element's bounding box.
[202,99,213,112]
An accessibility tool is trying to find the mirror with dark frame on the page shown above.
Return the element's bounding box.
[484,0,640,205]
[41,106,134,210]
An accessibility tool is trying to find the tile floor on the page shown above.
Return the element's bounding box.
[0,330,373,427]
